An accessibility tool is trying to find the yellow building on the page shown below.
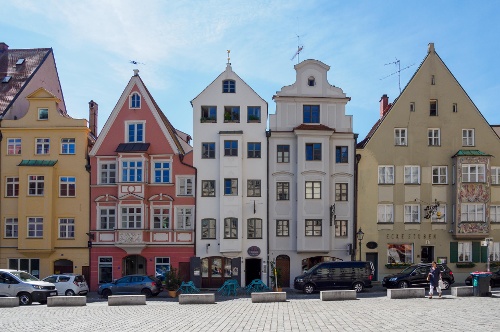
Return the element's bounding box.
[0,88,94,279]
[357,43,500,283]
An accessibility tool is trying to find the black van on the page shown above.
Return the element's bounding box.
[293,261,374,293]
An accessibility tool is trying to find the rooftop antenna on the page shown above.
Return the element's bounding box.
[380,58,414,94]
[291,18,304,64]
[227,49,231,65]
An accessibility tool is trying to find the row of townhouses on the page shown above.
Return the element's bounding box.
[0,41,499,290]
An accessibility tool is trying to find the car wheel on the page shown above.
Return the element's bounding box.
[398,281,409,288]
[441,279,450,290]
[102,289,112,299]
[303,283,315,294]
[18,293,32,305]
[65,289,76,296]
[352,282,364,293]
[141,288,153,298]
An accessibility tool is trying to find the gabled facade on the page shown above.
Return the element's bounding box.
[0,87,92,279]
[191,63,268,288]
[268,60,355,287]
[357,43,500,282]
[88,70,195,291]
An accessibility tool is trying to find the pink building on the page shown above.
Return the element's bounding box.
[88,70,195,291]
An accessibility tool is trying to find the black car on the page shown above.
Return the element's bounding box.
[382,263,455,290]
[465,266,500,287]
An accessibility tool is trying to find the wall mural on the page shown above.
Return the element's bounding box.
[459,184,489,202]
[457,222,489,234]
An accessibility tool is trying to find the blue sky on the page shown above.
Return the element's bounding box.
[2,0,499,140]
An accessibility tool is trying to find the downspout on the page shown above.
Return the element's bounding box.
[179,153,198,257]
[353,134,360,261]
[265,130,271,286]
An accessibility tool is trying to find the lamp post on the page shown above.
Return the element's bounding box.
[356,228,364,261]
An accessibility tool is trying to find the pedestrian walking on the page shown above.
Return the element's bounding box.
[427,261,442,299]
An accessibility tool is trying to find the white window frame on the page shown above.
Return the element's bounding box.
[490,205,500,223]
[120,206,143,229]
[431,205,446,223]
[378,165,394,184]
[5,218,18,238]
[35,138,50,155]
[130,92,141,109]
[378,204,394,223]
[125,121,145,143]
[152,160,171,184]
[121,159,144,182]
[175,206,194,230]
[461,203,485,222]
[490,242,500,262]
[58,218,75,238]
[59,176,76,197]
[98,207,116,230]
[394,128,407,146]
[492,167,500,185]
[462,164,485,183]
[428,128,440,146]
[462,129,475,146]
[176,176,194,196]
[5,177,19,197]
[151,206,171,229]
[61,138,76,154]
[27,217,43,237]
[28,175,44,196]
[458,242,472,262]
[7,138,21,155]
[404,204,420,223]
[432,166,448,184]
[404,165,420,184]
[99,161,116,184]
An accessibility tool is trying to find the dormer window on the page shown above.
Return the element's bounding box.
[2,76,11,83]
[130,92,141,109]
[16,58,25,66]
[38,108,48,120]
[308,77,315,86]
[222,80,235,93]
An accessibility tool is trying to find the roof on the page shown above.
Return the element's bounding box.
[294,124,335,131]
[18,160,58,166]
[0,47,52,115]
[453,150,492,157]
[115,143,150,153]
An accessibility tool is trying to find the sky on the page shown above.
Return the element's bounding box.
[2,0,500,141]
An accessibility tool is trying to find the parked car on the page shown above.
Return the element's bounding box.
[98,274,162,298]
[42,274,89,296]
[465,266,500,287]
[0,269,57,305]
[294,261,374,293]
[382,263,455,290]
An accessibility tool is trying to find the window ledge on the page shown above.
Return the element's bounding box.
[377,222,394,225]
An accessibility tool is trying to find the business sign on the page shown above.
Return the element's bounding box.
[247,246,261,257]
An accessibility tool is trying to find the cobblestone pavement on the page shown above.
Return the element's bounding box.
[1,288,499,331]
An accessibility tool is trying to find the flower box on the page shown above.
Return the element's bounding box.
[455,262,476,268]
[385,263,411,269]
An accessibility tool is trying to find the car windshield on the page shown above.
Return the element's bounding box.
[399,266,416,274]
[10,271,39,282]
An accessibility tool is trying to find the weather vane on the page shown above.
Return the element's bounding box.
[129,60,145,65]
[227,50,230,65]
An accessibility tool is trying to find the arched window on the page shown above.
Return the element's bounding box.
[222,80,236,93]
[308,76,315,87]
[130,93,141,108]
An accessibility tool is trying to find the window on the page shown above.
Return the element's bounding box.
[177,177,193,196]
[303,105,320,123]
[432,166,447,184]
[492,167,500,185]
[201,218,216,239]
[222,79,235,93]
[431,205,446,223]
[59,177,76,197]
[404,204,420,223]
[305,143,321,161]
[335,183,348,201]
[308,77,315,86]
[100,162,116,184]
[247,142,261,158]
[387,244,413,264]
[202,142,216,159]
[276,182,289,200]
[458,242,472,262]
[224,140,238,156]
[98,257,113,284]
[122,160,143,182]
[461,204,484,222]
[8,258,40,279]
[224,178,238,196]
[5,177,19,197]
[490,206,500,223]
[27,217,43,237]
[247,218,262,239]
[394,128,407,146]
[247,179,261,197]
[59,218,75,238]
[378,166,394,184]
[28,175,44,196]
[202,180,216,197]
[130,93,141,108]
[431,75,435,85]
[247,106,261,122]
[430,100,438,116]
[462,129,474,146]
[305,181,321,199]
[404,166,420,184]
[127,122,144,143]
[378,204,394,223]
[5,218,18,238]
[176,207,193,230]
[453,103,458,113]
[99,208,116,230]
[335,146,348,163]
[155,257,170,281]
[7,138,21,155]
[428,129,440,146]
[277,145,290,163]
[335,220,348,237]
[224,217,238,238]
[61,138,75,154]
[276,220,289,236]
[152,207,170,229]
[305,220,322,236]
[201,106,217,122]
[38,108,48,120]
[462,164,485,182]
[410,102,415,112]
[224,106,240,122]
[490,242,500,262]
[121,207,142,228]
[36,138,50,154]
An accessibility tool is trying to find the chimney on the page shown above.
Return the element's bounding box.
[380,94,389,118]
[0,42,9,54]
[89,100,98,137]
[428,42,435,54]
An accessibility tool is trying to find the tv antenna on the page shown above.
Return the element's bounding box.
[380,58,414,94]
[291,18,304,64]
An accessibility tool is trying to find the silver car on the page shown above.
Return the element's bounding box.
[43,274,89,296]
[0,269,57,305]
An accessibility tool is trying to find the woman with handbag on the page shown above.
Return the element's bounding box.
[427,261,442,299]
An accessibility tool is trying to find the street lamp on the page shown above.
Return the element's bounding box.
[356,228,364,261]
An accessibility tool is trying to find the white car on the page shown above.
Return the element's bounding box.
[0,269,57,305]
[42,274,89,296]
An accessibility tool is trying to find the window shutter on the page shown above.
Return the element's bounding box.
[481,245,488,263]
[472,242,481,262]
[450,242,458,263]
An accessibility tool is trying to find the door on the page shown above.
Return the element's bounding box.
[245,258,261,285]
[276,255,290,288]
[366,253,378,281]
[123,255,146,275]
[421,246,434,263]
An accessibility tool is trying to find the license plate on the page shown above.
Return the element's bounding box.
[50,292,57,296]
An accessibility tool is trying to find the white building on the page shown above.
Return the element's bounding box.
[268,60,355,287]
[191,62,268,288]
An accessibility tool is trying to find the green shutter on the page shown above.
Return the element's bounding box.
[481,245,488,263]
[450,242,458,263]
[472,242,481,262]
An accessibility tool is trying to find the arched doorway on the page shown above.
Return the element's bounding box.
[276,255,290,288]
[54,259,73,274]
[123,255,146,275]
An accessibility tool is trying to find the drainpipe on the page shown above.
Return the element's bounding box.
[353,134,360,261]
[265,129,271,286]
